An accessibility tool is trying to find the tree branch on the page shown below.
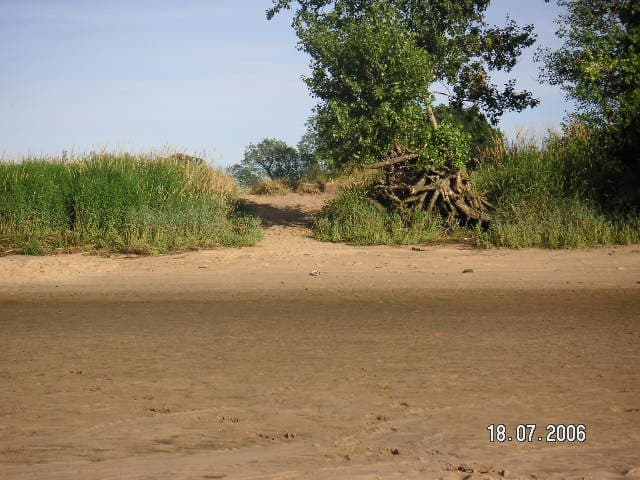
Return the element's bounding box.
[365,153,419,169]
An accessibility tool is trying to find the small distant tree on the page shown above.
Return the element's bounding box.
[229,138,303,187]
[227,163,262,189]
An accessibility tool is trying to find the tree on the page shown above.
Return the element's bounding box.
[298,3,459,168]
[540,0,639,124]
[267,0,537,170]
[268,0,539,125]
[296,118,328,177]
[267,1,535,222]
[539,0,640,210]
[229,138,303,187]
[432,104,503,164]
[227,163,262,189]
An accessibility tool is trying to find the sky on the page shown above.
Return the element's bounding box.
[0,0,568,166]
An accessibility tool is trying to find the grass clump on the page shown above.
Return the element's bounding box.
[249,178,292,195]
[473,196,640,248]
[249,178,330,195]
[295,180,325,194]
[471,136,640,248]
[0,152,263,255]
[313,187,444,245]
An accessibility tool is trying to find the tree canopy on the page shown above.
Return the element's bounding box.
[229,138,302,187]
[268,0,539,123]
[539,0,640,210]
[540,0,639,125]
[267,0,538,170]
[300,3,470,167]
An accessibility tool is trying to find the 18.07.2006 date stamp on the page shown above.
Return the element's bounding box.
[487,424,587,443]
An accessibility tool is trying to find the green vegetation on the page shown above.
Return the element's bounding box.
[299,3,450,168]
[471,135,640,248]
[0,153,263,255]
[539,0,640,211]
[313,169,449,245]
[268,0,539,170]
[229,138,302,188]
[315,132,640,248]
[268,0,539,123]
[433,105,503,164]
[272,0,639,248]
[268,0,540,227]
[229,135,328,191]
[314,187,445,245]
[7,2,637,254]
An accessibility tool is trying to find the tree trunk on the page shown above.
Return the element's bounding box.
[427,105,439,131]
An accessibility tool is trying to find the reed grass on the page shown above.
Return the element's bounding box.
[0,151,263,255]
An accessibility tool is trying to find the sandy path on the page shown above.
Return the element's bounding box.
[1,193,640,479]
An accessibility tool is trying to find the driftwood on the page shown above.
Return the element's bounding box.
[366,149,492,225]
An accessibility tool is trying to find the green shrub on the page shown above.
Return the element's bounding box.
[471,137,640,248]
[0,152,263,255]
[547,122,640,212]
[313,187,444,245]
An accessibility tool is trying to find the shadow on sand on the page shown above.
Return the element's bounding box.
[241,199,314,229]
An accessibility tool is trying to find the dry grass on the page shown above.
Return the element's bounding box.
[330,168,382,192]
[295,181,325,194]
[250,179,292,195]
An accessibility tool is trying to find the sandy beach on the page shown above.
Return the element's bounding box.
[1,194,639,479]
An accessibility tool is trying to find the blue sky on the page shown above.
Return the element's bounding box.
[0,0,567,166]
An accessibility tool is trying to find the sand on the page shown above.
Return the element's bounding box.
[1,193,639,479]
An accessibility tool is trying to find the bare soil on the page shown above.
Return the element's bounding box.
[1,193,639,480]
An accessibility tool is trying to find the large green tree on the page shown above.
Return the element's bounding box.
[268,0,539,124]
[298,3,465,167]
[268,0,538,169]
[540,0,639,124]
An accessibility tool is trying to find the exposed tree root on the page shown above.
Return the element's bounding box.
[366,150,492,225]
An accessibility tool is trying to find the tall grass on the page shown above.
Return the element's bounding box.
[0,152,263,255]
[313,177,445,245]
[471,135,640,248]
